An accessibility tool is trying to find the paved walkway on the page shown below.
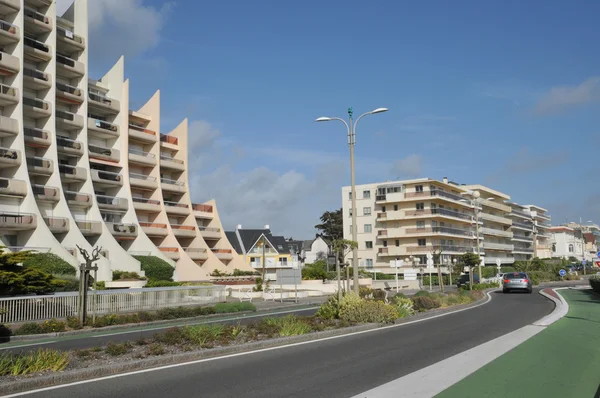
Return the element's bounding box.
[436,288,600,398]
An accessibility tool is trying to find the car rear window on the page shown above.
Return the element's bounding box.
[505,273,527,279]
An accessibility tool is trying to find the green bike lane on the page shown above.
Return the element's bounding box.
[436,288,600,398]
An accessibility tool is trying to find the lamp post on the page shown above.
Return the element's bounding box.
[471,191,483,281]
[316,107,389,294]
[451,258,457,285]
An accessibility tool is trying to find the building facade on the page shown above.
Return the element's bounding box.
[341,177,552,273]
[0,0,250,285]
[549,226,585,260]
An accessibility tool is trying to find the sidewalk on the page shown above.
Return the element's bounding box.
[436,288,600,398]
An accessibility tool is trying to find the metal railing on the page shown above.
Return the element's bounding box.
[0,285,227,324]
[483,242,514,251]
[192,203,213,213]
[24,68,48,81]
[170,224,195,231]
[405,208,473,221]
[480,227,513,238]
[24,36,49,53]
[405,226,473,237]
[129,148,155,158]
[23,127,48,140]
[512,220,534,229]
[24,7,49,24]
[139,222,167,228]
[0,147,18,159]
[57,26,84,43]
[56,54,75,67]
[199,226,220,232]
[0,19,17,33]
[56,135,82,150]
[88,144,114,156]
[129,124,156,135]
[511,208,531,218]
[89,118,118,132]
[111,223,136,234]
[164,200,189,208]
[161,177,185,186]
[212,249,232,254]
[92,168,122,181]
[56,82,81,96]
[132,197,160,205]
[65,190,91,203]
[183,247,207,253]
[96,194,124,206]
[23,96,49,109]
[0,83,16,96]
[160,134,178,145]
[512,234,533,242]
[0,212,35,225]
[89,92,114,105]
[26,156,51,168]
[32,184,58,197]
[160,154,184,164]
[56,109,77,121]
[129,172,156,181]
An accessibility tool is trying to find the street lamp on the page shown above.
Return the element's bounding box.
[461,191,483,282]
[316,107,389,294]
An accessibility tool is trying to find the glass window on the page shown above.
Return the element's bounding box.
[366,241,373,249]
[366,259,373,267]
[383,240,388,247]
[382,206,386,212]
[348,192,352,200]
[418,239,426,246]
[279,257,288,264]
[415,185,424,193]
[364,224,372,233]
[417,221,425,229]
[363,190,371,199]
[349,209,352,217]
[363,207,371,216]
[552,243,556,252]
[395,239,400,247]
[416,203,425,210]
[394,204,398,211]
[568,244,574,252]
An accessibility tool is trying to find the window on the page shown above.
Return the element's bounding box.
[366,241,373,249]
[349,225,353,234]
[383,240,388,247]
[395,239,400,247]
[348,192,352,200]
[250,257,261,266]
[416,203,425,210]
[552,243,556,252]
[365,259,373,268]
[364,224,372,233]
[363,190,371,199]
[568,244,574,252]
[394,204,398,211]
[382,206,386,212]
[349,209,353,217]
[363,207,371,216]
[418,239,426,246]
[415,185,424,193]
[416,221,425,229]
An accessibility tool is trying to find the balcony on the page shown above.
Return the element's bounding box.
[404,208,473,223]
[511,220,534,231]
[512,234,533,243]
[513,247,534,254]
[164,200,189,215]
[132,197,161,212]
[0,147,20,167]
[56,135,83,156]
[23,127,51,149]
[56,82,83,104]
[96,194,128,211]
[57,26,85,53]
[44,216,69,233]
[23,67,51,90]
[23,96,52,119]
[107,222,137,239]
[159,247,179,260]
[482,242,514,251]
[0,115,18,137]
[24,37,52,62]
[140,222,168,237]
[0,212,36,230]
[56,110,84,130]
[510,208,531,219]
[88,92,120,114]
[212,248,233,261]
[59,164,86,182]
[159,134,178,147]
[171,224,197,238]
[65,190,92,208]
[480,227,513,238]
[0,177,26,197]
[88,117,119,138]
[377,247,389,256]
[0,83,17,107]
[0,0,19,14]
[0,19,18,45]
[129,172,158,190]
[89,144,120,163]
[377,230,388,238]
[404,226,474,238]
[535,221,552,229]
[161,178,186,193]
[24,7,52,34]
[199,226,221,240]
[192,203,214,219]
[376,212,387,221]
[76,220,102,236]
[91,169,123,186]
[484,256,514,265]
[32,184,58,202]
[0,51,19,75]
[405,245,475,254]
[26,156,52,175]
[183,247,208,261]
[129,148,156,166]
[160,154,185,171]
[56,54,84,78]
[128,124,156,143]
[25,0,51,7]
[479,212,513,226]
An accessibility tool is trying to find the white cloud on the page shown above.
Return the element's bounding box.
[535,77,600,115]
[390,154,423,179]
[56,0,173,65]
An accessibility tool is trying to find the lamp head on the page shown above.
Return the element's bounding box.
[370,107,389,115]
[315,117,332,122]
[472,191,481,199]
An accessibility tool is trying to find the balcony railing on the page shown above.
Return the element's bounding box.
[110,223,137,234]
[0,212,35,226]
[170,224,195,231]
[89,118,118,132]
[513,247,534,253]
[89,144,117,157]
[480,227,513,238]
[161,178,185,186]
[160,134,178,145]
[199,226,220,232]
[65,190,92,204]
[59,163,79,174]
[92,168,122,182]
[160,154,183,164]
[26,156,51,168]
[163,200,189,208]
[129,124,156,136]
[405,208,473,221]
[192,203,213,213]
[512,234,533,242]
[377,230,388,237]
[56,82,81,96]
[432,245,476,253]
[183,247,207,253]
[56,135,82,150]
[405,226,473,237]
[23,127,48,140]
[56,109,78,121]
[23,96,49,110]
[431,190,467,202]
[129,148,155,158]
[96,194,126,206]
[140,222,167,229]
[483,242,514,251]
[24,36,49,53]
[479,212,513,225]
[377,212,387,219]
[31,184,58,198]
[56,53,75,67]
[57,26,83,44]
[159,247,179,253]
[132,197,160,205]
[89,92,115,106]
[0,19,17,34]
[129,172,156,181]
[0,83,16,97]
[24,67,48,81]
[511,208,531,218]
[512,220,534,229]
[212,249,232,254]
[24,7,49,24]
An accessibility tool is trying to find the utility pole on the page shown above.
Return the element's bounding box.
[348,107,359,294]
[262,235,266,290]
[336,251,341,307]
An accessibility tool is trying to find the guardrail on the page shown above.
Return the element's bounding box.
[0,285,227,324]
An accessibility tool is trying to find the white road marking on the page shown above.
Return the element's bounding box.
[0,341,57,351]
[1,293,493,397]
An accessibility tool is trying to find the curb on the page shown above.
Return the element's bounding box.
[534,288,569,326]
[6,302,324,342]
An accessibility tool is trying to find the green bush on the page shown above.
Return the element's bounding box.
[589,276,600,293]
[459,282,499,291]
[23,253,76,276]
[213,302,256,313]
[66,316,82,330]
[13,322,43,335]
[393,297,415,317]
[144,280,181,288]
[412,296,442,312]
[422,275,454,286]
[316,296,339,320]
[232,269,259,277]
[112,270,145,281]
[183,324,226,346]
[302,261,328,280]
[359,287,386,301]
[14,320,66,336]
[0,349,69,376]
[413,290,432,298]
[105,342,130,356]
[339,298,399,324]
[0,268,55,296]
[51,276,80,292]
[134,256,174,281]
[146,343,166,356]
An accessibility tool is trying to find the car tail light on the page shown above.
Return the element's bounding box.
[523,279,529,283]
[503,279,510,283]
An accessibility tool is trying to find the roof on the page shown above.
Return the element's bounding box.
[302,239,315,251]
[236,229,273,253]
[549,226,574,233]
[225,231,243,254]
[462,184,511,200]
[271,236,290,254]
[584,233,596,243]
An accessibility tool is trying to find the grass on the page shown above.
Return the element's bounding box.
[0,349,70,376]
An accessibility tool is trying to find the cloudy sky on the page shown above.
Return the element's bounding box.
[58,0,600,237]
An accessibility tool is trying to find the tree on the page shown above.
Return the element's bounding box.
[315,208,343,242]
[0,247,54,296]
[332,239,358,303]
[459,252,481,290]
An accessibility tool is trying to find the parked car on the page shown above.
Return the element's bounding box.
[456,274,480,288]
[502,272,532,294]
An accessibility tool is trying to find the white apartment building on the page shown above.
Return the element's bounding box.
[0,0,250,285]
[549,226,585,260]
[342,177,552,273]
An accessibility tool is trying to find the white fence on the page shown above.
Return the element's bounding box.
[0,285,227,324]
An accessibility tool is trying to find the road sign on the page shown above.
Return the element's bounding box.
[582,259,587,266]
[495,258,502,267]
[597,252,600,259]
[559,269,566,277]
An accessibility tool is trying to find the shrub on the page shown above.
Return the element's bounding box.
[153,328,185,345]
[277,316,312,337]
[590,277,600,293]
[316,295,339,320]
[144,280,181,288]
[51,276,80,292]
[40,319,66,333]
[359,287,387,301]
[105,342,130,356]
[413,290,432,298]
[0,268,55,296]
[422,275,453,286]
[146,343,166,356]
[0,349,69,376]
[66,316,82,330]
[213,302,256,313]
[302,261,328,280]
[0,324,11,338]
[23,253,76,276]
[183,324,226,346]
[460,282,499,291]
[13,322,43,335]
[134,256,174,282]
[412,296,441,312]
[112,271,145,281]
[232,269,259,277]
[339,299,399,324]
[393,297,415,317]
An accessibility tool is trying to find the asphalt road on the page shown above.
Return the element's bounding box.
[13,288,554,398]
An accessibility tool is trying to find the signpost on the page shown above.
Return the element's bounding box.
[426,253,434,291]
[559,269,566,279]
[276,269,301,303]
[393,260,404,292]
[496,258,502,275]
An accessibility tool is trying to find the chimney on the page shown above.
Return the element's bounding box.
[264,224,270,230]
[443,177,448,184]
[236,224,242,230]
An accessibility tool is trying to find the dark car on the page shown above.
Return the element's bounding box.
[502,272,532,294]
[456,274,479,288]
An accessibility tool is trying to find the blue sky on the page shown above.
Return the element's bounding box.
[60,0,600,237]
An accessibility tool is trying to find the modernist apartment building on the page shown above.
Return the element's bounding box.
[341,177,552,273]
[0,0,249,285]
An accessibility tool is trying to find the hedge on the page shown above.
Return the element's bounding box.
[590,277,600,293]
[23,253,76,276]
[134,256,174,281]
